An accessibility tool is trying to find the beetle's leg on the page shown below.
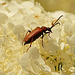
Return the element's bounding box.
[25,30,31,38]
[26,38,33,52]
[52,20,60,26]
[55,22,60,25]
[45,32,51,38]
[22,30,31,45]
[48,32,51,38]
[48,30,53,38]
[41,33,44,47]
[44,31,52,38]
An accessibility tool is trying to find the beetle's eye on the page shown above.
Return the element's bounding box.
[51,20,60,26]
[51,20,57,25]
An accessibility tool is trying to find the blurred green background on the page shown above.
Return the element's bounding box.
[2,0,75,14]
[35,0,75,14]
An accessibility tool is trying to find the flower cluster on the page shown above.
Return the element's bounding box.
[0,0,75,75]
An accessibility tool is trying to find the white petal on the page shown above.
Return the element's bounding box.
[33,6,42,14]
[24,15,34,25]
[11,13,24,25]
[29,22,39,30]
[0,13,8,24]
[52,11,66,18]
[61,71,69,75]
[64,22,74,35]
[73,46,75,54]
[30,60,40,74]
[71,73,75,75]
[66,36,70,45]
[35,57,51,72]
[66,34,75,45]
[13,25,25,35]
[41,65,51,72]
[51,26,61,39]
[60,42,65,50]
[60,52,71,65]
[7,72,16,75]
[4,63,14,72]
[20,53,30,68]
[28,47,39,60]
[52,72,60,75]
[70,34,75,45]
[43,35,59,52]
[0,38,4,45]
[0,71,6,75]
[37,58,45,65]
[7,22,15,30]
[21,1,34,14]
[21,54,36,74]
[7,2,18,13]
[21,1,34,9]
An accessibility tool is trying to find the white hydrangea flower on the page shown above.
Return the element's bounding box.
[20,47,40,73]
[20,47,51,74]
[0,0,75,75]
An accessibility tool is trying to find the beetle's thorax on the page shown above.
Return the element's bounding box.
[41,26,47,32]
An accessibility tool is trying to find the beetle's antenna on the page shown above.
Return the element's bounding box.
[50,15,63,29]
[55,15,63,23]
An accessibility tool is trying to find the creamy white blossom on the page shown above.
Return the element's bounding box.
[0,0,75,75]
[20,47,51,74]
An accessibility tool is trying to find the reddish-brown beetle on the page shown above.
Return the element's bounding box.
[22,15,63,52]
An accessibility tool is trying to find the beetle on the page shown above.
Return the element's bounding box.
[22,15,63,52]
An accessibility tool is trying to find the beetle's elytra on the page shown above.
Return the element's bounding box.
[22,15,63,52]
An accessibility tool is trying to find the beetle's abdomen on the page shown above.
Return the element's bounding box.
[25,27,43,44]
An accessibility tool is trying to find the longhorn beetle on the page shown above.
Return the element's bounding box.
[22,15,63,52]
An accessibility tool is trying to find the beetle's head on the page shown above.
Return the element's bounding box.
[51,15,63,27]
[51,20,60,26]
